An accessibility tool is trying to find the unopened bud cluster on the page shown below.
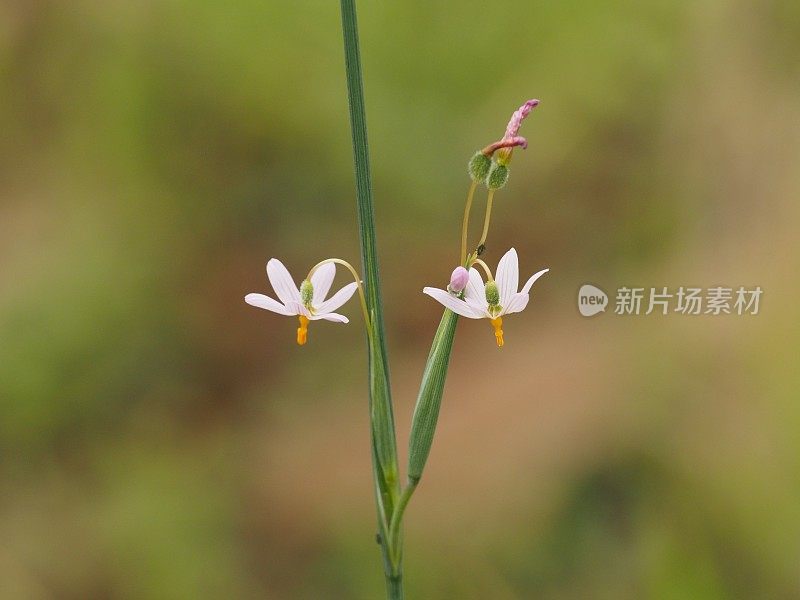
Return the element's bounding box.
[467,152,492,183]
[486,163,509,190]
[468,98,539,190]
[468,151,510,190]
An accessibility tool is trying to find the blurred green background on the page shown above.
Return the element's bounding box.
[2,0,799,598]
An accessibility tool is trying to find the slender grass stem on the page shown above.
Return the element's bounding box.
[339,1,402,597]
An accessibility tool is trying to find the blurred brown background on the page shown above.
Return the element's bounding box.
[1,0,799,598]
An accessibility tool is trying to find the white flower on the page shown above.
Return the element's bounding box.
[422,248,548,346]
[245,258,358,345]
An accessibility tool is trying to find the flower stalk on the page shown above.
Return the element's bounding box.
[460,180,478,265]
[308,258,371,329]
[477,189,496,250]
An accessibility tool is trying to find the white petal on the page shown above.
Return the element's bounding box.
[310,262,336,305]
[316,281,358,314]
[245,293,296,316]
[465,297,491,318]
[311,312,349,323]
[267,258,300,306]
[464,267,487,308]
[423,287,483,319]
[495,248,519,305]
[521,268,550,294]
[503,292,530,315]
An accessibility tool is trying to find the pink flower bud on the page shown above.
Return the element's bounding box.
[475,99,540,169]
[449,266,469,293]
[503,99,539,140]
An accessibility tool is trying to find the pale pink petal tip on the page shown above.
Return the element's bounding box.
[504,98,540,139]
[449,266,469,293]
[512,136,528,149]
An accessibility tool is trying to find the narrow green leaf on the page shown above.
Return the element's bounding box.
[407,309,460,482]
[370,317,399,488]
[339,0,390,346]
[339,1,403,596]
[338,0,398,479]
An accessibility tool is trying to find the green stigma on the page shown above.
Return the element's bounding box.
[300,279,314,307]
[485,280,500,308]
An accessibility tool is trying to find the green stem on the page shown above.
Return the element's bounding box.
[385,574,404,600]
[388,479,418,566]
[339,1,402,597]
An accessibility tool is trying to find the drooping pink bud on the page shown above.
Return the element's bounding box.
[449,266,469,293]
[481,135,528,157]
[503,99,539,140]
[478,99,540,166]
[468,98,541,183]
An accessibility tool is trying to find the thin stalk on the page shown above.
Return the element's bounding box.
[477,188,496,249]
[308,258,371,332]
[339,1,402,598]
[460,180,478,265]
[471,258,494,281]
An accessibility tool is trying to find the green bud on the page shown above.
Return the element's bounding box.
[485,280,500,306]
[468,152,492,183]
[486,163,509,190]
[300,279,314,307]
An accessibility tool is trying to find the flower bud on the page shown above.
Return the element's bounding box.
[486,163,509,190]
[485,280,500,306]
[448,266,469,293]
[468,152,492,183]
[300,279,314,307]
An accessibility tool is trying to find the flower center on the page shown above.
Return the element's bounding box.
[296,315,309,345]
[485,281,502,317]
[485,281,500,306]
[300,279,314,309]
